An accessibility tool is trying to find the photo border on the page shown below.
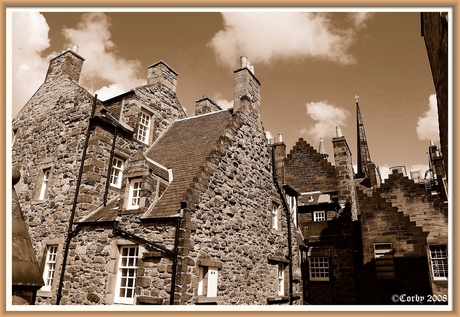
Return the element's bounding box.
[1,1,458,316]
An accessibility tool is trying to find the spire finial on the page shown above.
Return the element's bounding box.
[354,94,359,103]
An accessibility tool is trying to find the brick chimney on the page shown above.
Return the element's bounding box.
[233,55,261,117]
[147,61,178,94]
[45,46,84,83]
[195,95,222,116]
[332,127,358,220]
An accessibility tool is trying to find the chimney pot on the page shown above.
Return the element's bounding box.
[278,133,283,143]
[336,126,343,137]
[240,55,248,68]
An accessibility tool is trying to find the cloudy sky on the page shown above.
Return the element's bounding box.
[8,8,445,180]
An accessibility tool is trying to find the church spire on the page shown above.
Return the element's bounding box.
[356,96,372,178]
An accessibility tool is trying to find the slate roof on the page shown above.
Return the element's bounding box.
[142,109,233,218]
[79,197,120,223]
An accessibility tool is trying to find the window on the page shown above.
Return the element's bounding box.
[198,266,218,297]
[110,157,124,188]
[429,245,448,280]
[374,243,395,279]
[286,194,298,228]
[127,179,142,209]
[271,202,280,230]
[277,263,285,295]
[41,245,58,291]
[309,257,330,281]
[313,211,326,222]
[38,168,51,200]
[115,246,139,304]
[137,111,151,144]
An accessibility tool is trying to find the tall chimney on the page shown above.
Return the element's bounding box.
[233,55,261,117]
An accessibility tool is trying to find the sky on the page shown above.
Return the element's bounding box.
[8,8,446,181]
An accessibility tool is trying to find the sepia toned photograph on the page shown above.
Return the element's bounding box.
[7,7,451,311]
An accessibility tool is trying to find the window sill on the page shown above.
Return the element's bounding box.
[267,296,289,304]
[196,296,219,304]
[37,289,53,298]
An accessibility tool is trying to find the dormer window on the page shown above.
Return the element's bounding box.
[137,111,151,144]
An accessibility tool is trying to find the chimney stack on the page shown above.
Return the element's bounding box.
[147,61,178,94]
[45,48,84,83]
[233,55,261,117]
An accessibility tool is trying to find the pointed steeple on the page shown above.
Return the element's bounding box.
[355,96,372,178]
[318,137,329,159]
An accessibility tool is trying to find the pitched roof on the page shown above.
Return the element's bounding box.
[142,109,233,218]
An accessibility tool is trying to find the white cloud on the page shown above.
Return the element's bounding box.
[95,84,127,101]
[416,94,440,142]
[11,12,146,117]
[11,12,51,117]
[61,13,144,96]
[305,100,350,141]
[209,12,371,68]
[348,12,374,28]
[215,99,234,110]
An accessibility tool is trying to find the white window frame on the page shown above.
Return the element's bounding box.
[277,263,285,296]
[198,266,218,297]
[41,245,58,291]
[313,211,326,222]
[286,194,298,228]
[110,157,124,188]
[127,179,142,210]
[309,257,330,281]
[429,245,448,280]
[137,111,151,144]
[272,203,280,230]
[114,245,139,305]
[38,168,51,200]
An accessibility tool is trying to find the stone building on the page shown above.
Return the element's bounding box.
[12,50,304,305]
[420,12,449,180]
[270,96,448,305]
[12,32,448,305]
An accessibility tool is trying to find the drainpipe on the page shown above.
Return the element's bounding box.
[271,146,294,305]
[56,95,97,305]
[169,215,181,305]
[103,124,118,206]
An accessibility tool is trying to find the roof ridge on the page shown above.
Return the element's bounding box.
[176,108,232,122]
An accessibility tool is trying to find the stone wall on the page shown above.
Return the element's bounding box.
[355,190,433,304]
[12,60,95,304]
[177,111,304,304]
[284,138,337,194]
